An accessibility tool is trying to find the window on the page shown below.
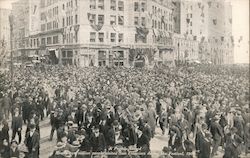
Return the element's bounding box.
[89,14,96,24]
[53,21,58,29]
[71,16,73,25]
[75,0,78,6]
[30,39,32,48]
[190,14,192,18]
[47,22,52,30]
[110,0,116,11]
[118,16,124,25]
[41,24,46,31]
[63,18,65,27]
[134,17,139,25]
[98,32,104,42]
[75,30,78,42]
[62,51,66,58]
[118,33,123,43]
[111,33,116,42]
[141,17,146,26]
[152,20,154,28]
[110,15,116,25]
[75,14,78,24]
[98,15,104,25]
[41,38,46,45]
[67,51,73,57]
[90,0,96,9]
[118,1,124,11]
[98,0,104,10]
[134,2,139,12]
[190,30,192,34]
[90,32,96,42]
[53,36,58,44]
[141,2,146,12]
[47,37,52,44]
[190,22,192,26]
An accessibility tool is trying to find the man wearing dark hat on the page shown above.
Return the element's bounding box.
[90,126,106,152]
[11,108,22,144]
[223,136,242,158]
[210,115,224,157]
[24,123,40,158]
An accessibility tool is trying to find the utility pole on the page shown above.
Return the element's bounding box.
[9,12,14,90]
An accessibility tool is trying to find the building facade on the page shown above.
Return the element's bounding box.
[172,0,234,64]
[12,0,175,67]
[173,33,199,62]
[0,8,11,67]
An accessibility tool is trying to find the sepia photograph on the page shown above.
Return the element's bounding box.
[0,0,249,157]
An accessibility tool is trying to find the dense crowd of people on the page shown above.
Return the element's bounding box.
[0,64,249,158]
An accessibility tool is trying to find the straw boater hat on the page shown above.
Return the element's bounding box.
[56,142,66,150]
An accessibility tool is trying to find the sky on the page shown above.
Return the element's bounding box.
[0,0,249,63]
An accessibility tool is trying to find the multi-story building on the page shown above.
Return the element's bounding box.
[12,0,41,63]
[0,8,11,67]
[12,0,175,67]
[173,33,199,62]
[172,0,234,64]
[207,0,233,64]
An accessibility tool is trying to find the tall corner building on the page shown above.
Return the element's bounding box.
[172,0,234,64]
[12,0,176,67]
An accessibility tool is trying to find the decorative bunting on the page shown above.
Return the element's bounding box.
[87,13,103,32]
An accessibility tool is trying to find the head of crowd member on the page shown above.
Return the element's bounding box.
[93,126,100,137]
[30,124,36,133]
[10,140,18,149]
[14,108,19,116]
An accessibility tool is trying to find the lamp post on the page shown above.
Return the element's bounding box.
[9,12,14,89]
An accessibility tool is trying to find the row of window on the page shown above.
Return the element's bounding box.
[41,36,59,45]
[90,32,124,43]
[41,20,59,31]
[152,5,172,21]
[89,14,104,26]
[62,0,78,10]
[110,15,124,25]
[174,39,196,47]
[134,1,146,12]
[40,6,58,21]
[90,0,124,11]
[64,32,78,44]
[41,0,59,8]
[29,38,39,48]
[134,17,146,26]
[152,19,172,31]
[63,15,78,27]
[110,0,124,11]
